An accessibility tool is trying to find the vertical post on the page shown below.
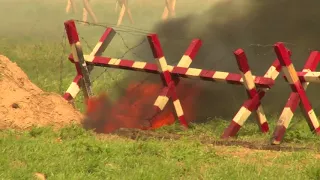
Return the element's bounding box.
[64,20,93,100]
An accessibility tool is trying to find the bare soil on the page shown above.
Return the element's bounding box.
[110,128,319,152]
[0,55,83,130]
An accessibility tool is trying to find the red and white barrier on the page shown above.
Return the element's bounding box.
[64,21,116,101]
[64,19,274,130]
[63,20,320,144]
[271,43,320,144]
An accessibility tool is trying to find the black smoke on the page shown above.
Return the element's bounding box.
[120,0,320,122]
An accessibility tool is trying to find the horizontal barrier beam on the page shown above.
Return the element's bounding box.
[283,72,320,83]
[296,72,320,83]
[68,54,274,88]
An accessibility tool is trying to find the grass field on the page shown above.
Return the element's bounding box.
[1,0,320,179]
[1,123,320,179]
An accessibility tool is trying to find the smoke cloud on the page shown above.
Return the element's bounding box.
[121,0,320,121]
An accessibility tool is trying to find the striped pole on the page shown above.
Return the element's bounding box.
[147,34,188,128]
[66,38,201,107]
[64,20,92,99]
[272,42,320,145]
[176,39,202,67]
[283,71,320,83]
[63,75,82,101]
[63,21,116,102]
[271,50,320,144]
[151,39,202,116]
[89,28,116,56]
[221,49,287,139]
[234,49,268,131]
[72,55,274,88]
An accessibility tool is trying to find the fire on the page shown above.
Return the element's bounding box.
[84,81,199,133]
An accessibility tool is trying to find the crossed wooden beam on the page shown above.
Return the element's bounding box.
[66,0,177,26]
[162,0,176,21]
[66,0,98,24]
[221,43,320,145]
[115,0,177,26]
[116,0,134,26]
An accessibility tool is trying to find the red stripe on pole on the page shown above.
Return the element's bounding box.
[119,59,135,67]
[225,74,243,85]
[247,89,258,99]
[242,95,261,112]
[91,56,112,64]
[272,125,287,143]
[260,122,269,132]
[285,93,300,112]
[64,20,79,44]
[99,28,114,42]
[147,34,164,58]
[172,67,188,75]
[234,49,250,73]
[143,63,158,72]
[303,51,320,70]
[63,93,73,101]
[221,121,241,139]
[184,39,202,59]
[199,70,215,78]
[272,59,282,72]
[68,54,75,63]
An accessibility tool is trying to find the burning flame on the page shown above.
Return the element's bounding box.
[84,81,199,133]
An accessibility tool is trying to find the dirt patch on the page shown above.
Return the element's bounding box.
[214,146,265,159]
[212,145,285,163]
[0,55,83,130]
[111,128,318,152]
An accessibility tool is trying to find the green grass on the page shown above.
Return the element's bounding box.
[154,115,320,148]
[0,125,320,180]
[1,0,320,179]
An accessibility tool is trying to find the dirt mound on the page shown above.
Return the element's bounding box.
[0,55,83,130]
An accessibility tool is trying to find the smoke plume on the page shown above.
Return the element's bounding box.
[121,0,320,121]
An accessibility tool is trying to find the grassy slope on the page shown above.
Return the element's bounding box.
[0,0,320,179]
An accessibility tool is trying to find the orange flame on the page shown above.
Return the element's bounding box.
[84,81,199,133]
